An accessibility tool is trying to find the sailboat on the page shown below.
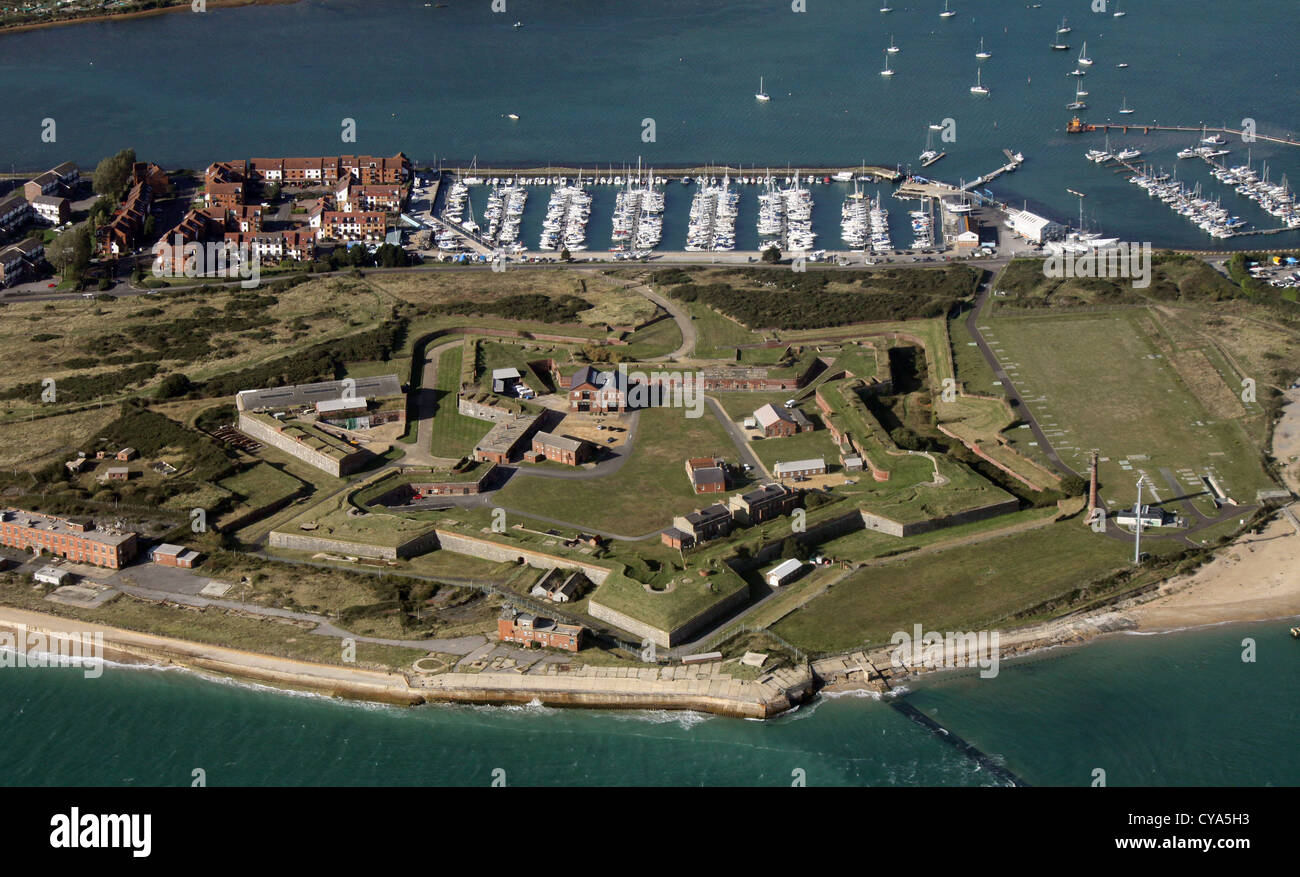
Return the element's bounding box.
[1119,96,1135,114]
[1113,1,1126,16]
[879,4,893,11]
[1077,41,1092,66]
[1050,26,1070,50]
[976,37,991,59]
[755,76,770,101]
[1067,82,1087,110]
[887,35,900,54]
[1057,16,1071,34]
[881,51,895,77]
[940,0,956,18]
[970,67,989,95]
[919,128,940,163]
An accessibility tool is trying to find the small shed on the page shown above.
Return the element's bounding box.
[767,558,804,587]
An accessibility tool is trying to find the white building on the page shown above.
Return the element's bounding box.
[34,566,72,586]
[767,558,804,587]
[1005,209,1065,244]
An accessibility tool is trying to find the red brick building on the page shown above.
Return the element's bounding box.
[0,509,138,569]
[150,543,201,569]
[754,403,798,438]
[498,608,584,652]
[685,457,727,493]
[531,432,591,466]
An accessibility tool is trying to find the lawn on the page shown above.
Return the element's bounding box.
[429,346,493,459]
[492,405,739,536]
[984,310,1276,507]
[682,302,761,357]
[620,316,683,359]
[771,521,1133,653]
[749,429,841,472]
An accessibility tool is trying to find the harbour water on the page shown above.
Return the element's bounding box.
[2,0,1299,248]
[0,620,1294,786]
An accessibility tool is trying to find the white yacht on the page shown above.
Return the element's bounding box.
[1077,41,1092,66]
[970,67,989,95]
[1116,147,1142,161]
[940,0,956,18]
[976,37,991,59]
[881,51,895,76]
[1057,16,1071,34]
[1119,96,1134,114]
[1113,1,1126,16]
[1117,62,1130,68]
[879,4,893,11]
[755,76,770,101]
[887,35,900,54]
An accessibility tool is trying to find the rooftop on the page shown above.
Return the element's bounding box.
[236,375,403,411]
[534,432,585,453]
[0,509,135,547]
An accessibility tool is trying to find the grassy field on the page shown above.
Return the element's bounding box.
[984,310,1276,508]
[621,316,684,359]
[492,405,739,535]
[771,521,1133,653]
[276,487,436,550]
[683,302,760,358]
[214,463,306,527]
[749,429,841,472]
[429,346,491,459]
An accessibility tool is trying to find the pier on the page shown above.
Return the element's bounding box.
[1067,119,1300,148]
[961,150,1024,191]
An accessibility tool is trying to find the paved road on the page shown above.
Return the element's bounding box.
[606,275,696,361]
[704,396,766,475]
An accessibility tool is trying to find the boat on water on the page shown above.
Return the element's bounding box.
[940,0,956,18]
[1057,16,1071,34]
[1050,26,1070,50]
[970,67,989,95]
[919,128,941,163]
[755,76,770,101]
[1067,82,1087,110]
[1119,96,1134,114]
[1113,1,1126,16]
[1116,147,1142,161]
[881,51,895,77]
[976,37,991,59]
[1117,62,1129,68]
[1078,41,1092,66]
[929,122,945,131]
[879,4,893,11]
[887,35,900,54]
[1069,67,1086,77]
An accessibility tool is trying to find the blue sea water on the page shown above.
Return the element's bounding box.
[0,620,1294,786]
[1,0,1299,247]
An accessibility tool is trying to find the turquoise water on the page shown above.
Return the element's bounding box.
[1,620,1294,786]
[2,0,1299,247]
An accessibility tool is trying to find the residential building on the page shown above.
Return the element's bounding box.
[0,193,33,236]
[498,607,584,652]
[23,171,62,200]
[772,458,827,479]
[728,483,799,526]
[0,238,43,287]
[671,503,733,545]
[0,509,138,569]
[28,195,69,225]
[319,210,386,241]
[531,432,590,466]
[685,457,727,494]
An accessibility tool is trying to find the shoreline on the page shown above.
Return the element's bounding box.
[818,508,1300,695]
[0,0,301,37]
[1,508,1296,717]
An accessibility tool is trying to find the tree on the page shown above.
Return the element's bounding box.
[761,245,781,263]
[1059,474,1089,496]
[92,148,137,201]
[46,223,93,280]
[560,247,571,262]
[374,243,409,268]
[155,373,192,399]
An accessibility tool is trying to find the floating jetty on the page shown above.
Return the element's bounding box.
[1067,118,1300,148]
[441,164,902,184]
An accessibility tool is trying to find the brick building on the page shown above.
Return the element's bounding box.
[685,457,727,494]
[728,483,799,526]
[150,543,201,569]
[531,432,591,466]
[568,365,628,412]
[498,607,584,652]
[0,509,138,569]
